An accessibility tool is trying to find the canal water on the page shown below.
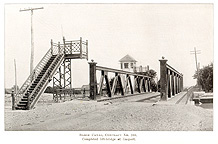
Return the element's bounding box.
[197,103,213,110]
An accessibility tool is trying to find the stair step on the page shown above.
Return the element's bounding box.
[15,107,27,110]
[15,54,61,110]
[35,78,42,80]
[17,103,27,107]
[30,87,36,89]
[19,101,28,104]
[25,93,29,95]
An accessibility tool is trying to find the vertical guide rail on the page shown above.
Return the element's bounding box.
[159,57,183,101]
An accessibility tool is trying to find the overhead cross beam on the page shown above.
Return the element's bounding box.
[190,47,201,86]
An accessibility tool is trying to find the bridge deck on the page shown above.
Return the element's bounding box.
[158,91,188,104]
[97,92,160,102]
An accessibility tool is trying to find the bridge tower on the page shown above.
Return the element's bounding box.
[119,54,137,72]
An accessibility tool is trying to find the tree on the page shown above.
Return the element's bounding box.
[136,69,157,79]
[193,63,213,92]
[135,69,158,92]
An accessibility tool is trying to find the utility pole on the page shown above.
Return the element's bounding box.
[190,47,201,86]
[14,59,17,95]
[20,7,44,74]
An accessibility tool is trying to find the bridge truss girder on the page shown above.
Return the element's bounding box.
[159,58,183,101]
[89,62,152,100]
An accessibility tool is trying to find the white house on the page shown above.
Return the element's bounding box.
[119,54,137,72]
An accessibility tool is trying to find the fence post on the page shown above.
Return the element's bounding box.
[11,90,15,110]
[159,57,168,101]
[89,60,97,100]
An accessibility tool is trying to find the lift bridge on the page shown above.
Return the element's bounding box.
[14,37,184,110]
[14,37,88,110]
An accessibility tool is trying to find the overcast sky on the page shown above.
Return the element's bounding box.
[4,4,213,88]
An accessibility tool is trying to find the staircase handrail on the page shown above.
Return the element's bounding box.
[29,53,64,109]
[15,42,64,106]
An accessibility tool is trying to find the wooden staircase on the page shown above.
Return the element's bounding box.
[14,38,88,110]
[15,54,63,110]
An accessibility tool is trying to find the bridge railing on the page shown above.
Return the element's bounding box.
[63,37,88,60]
[159,57,183,101]
[89,61,152,100]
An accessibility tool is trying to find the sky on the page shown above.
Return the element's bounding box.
[4,3,213,88]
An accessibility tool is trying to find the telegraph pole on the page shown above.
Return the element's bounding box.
[190,47,201,86]
[20,7,44,74]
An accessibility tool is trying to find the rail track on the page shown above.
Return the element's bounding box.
[176,86,195,104]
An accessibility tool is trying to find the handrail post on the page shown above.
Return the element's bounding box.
[58,42,61,54]
[11,90,15,110]
[80,37,82,58]
[86,40,88,60]
[27,92,30,110]
[51,39,53,55]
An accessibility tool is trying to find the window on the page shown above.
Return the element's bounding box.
[121,63,123,69]
[124,63,129,68]
[131,63,134,68]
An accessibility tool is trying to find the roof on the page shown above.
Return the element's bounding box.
[81,85,89,90]
[5,88,12,94]
[119,54,137,62]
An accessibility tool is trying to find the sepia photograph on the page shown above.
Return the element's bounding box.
[1,1,217,144]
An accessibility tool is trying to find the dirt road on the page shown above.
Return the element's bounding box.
[5,93,213,131]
